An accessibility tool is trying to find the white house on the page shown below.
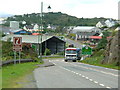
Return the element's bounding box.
[10,21,19,30]
[33,24,39,30]
[115,27,120,31]
[96,21,106,28]
[105,19,116,27]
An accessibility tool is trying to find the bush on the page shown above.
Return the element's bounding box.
[44,48,51,55]
[56,51,64,55]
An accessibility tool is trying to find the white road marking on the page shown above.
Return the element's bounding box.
[51,61,113,89]
[89,79,93,81]
[82,75,85,77]
[85,77,89,79]
[94,81,98,84]
[99,84,105,87]
[68,63,118,77]
[106,86,112,89]
[75,73,79,75]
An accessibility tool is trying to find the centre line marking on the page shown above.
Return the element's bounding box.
[99,84,105,87]
[58,65,112,89]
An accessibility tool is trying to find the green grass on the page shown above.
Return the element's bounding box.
[0,69,2,89]
[43,56,64,59]
[80,50,119,70]
[2,62,42,88]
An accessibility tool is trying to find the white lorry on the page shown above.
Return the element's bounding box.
[64,47,81,62]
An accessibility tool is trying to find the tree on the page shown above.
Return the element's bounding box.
[96,31,110,50]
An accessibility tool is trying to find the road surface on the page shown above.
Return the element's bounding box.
[34,58,118,89]
[65,38,83,49]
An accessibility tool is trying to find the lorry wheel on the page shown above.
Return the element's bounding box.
[65,60,67,62]
[73,60,76,62]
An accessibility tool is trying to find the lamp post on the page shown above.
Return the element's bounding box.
[38,2,51,60]
[44,5,51,56]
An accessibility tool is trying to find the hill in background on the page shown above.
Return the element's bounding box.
[4,12,108,27]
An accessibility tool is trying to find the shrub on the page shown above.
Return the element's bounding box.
[56,51,64,55]
[44,48,51,55]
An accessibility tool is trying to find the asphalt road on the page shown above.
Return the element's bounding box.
[65,38,83,49]
[33,58,118,89]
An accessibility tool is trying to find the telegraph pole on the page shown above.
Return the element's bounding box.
[40,2,43,62]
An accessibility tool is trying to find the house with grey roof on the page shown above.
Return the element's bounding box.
[96,21,106,28]
[67,26,101,41]
[105,19,117,27]
[76,27,101,41]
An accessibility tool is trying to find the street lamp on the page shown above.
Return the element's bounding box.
[38,2,51,60]
[48,5,51,11]
[44,5,51,56]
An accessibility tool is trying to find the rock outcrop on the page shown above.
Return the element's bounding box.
[102,30,120,65]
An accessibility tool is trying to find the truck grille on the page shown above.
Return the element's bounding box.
[66,55,76,57]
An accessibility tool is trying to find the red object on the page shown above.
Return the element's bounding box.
[13,37,22,51]
[107,36,112,39]
[32,33,40,35]
[90,36,102,39]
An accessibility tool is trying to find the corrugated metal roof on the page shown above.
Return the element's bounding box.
[90,36,102,39]
[1,35,59,44]
[72,26,95,33]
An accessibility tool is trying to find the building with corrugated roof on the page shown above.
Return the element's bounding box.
[2,35,66,54]
[9,29,32,35]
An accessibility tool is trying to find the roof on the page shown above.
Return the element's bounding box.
[32,33,40,35]
[73,26,95,32]
[10,29,31,33]
[115,27,120,31]
[71,26,101,33]
[99,21,106,25]
[90,36,102,39]
[1,35,65,44]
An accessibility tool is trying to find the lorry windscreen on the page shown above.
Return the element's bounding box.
[66,49,76,54]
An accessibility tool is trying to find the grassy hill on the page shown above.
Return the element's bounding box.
[3,12,108,27]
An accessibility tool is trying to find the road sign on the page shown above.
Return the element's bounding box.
[82,46,92,55]
[13,37,22,51]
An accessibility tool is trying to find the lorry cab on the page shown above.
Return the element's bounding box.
[64,48,81,62]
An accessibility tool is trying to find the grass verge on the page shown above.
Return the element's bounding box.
[1,62,42,88]
[80,50,119,70]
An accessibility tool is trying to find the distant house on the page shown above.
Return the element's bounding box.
[69,26,101,41]
[66,26,75,33]
[96,21,106,28]
[10,21,19,30]
[105,19,116,27]
[47,24,57,30]
[10,29,32,35]
[23,25,34,31]
[89,36,102,43]
[33,24,39,30]
[115,27,120,31]
[96,19,117,28]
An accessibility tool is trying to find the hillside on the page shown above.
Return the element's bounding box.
[4,12,108,27]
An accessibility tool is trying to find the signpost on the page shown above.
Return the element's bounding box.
[82,46,92,55]
[13,37,22,64]
[13,37,22,51]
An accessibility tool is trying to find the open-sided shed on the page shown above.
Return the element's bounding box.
[2,35,66,55]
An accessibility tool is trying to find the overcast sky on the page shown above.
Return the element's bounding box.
[0,0,119,19]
